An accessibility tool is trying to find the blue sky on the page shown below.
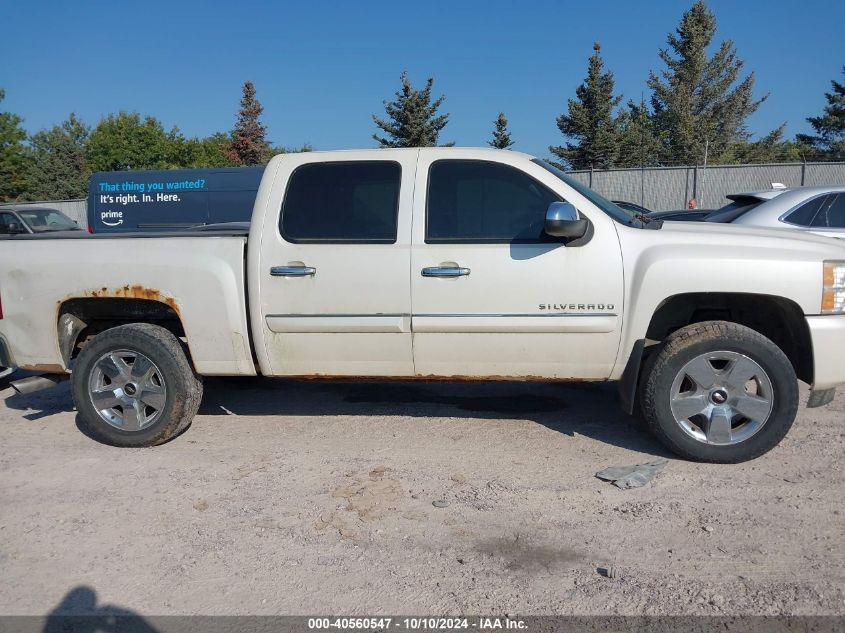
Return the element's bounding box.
[2,0,843,159]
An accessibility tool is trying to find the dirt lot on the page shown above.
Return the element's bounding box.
[0,372,843,617]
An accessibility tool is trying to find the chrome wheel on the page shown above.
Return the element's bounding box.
[87,350,167,431]
[669,351,773,446]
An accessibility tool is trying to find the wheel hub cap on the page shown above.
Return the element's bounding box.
[710,389,728,404]
[669,351,773,446]
[87,350,167,432]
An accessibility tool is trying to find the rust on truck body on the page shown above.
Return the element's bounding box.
[80,285,181,315]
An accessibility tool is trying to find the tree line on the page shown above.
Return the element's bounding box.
[1,1,843,203]
[371,2,844,170]
[0,81,307,202]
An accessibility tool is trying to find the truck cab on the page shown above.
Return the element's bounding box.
[249,149,623,380]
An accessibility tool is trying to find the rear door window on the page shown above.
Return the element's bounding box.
[810,194,845,228]
[784,195,831,226]
[280,161,401,243]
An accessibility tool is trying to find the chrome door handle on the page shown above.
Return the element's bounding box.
[270,266,316,277]
[421,266,470,278]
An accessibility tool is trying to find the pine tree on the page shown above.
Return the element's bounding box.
[616,99,662,168]
[550,43,623,170]
[648,1,768,165]
[489,112,514,149]
[0,89,30,201]
[226,81,270,165]
[25,113,90,200]
[723,125,801,164]
[373,72,451,147]
[797,66,845,159]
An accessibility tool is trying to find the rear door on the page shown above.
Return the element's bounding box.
[409,151,624,379]
[808,193,845,238]
[253,152,417,376]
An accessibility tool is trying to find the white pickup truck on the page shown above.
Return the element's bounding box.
[2,148,845,462]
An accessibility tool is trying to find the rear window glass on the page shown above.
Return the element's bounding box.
[703,198,763,223]
[280,161,401,243]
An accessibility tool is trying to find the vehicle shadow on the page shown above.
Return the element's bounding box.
[41,585,158,633]
[196,376,670,456]
[2,374,669,456]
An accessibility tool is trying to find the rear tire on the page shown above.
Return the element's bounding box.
[72,323,202,447]
[640,321,798,463]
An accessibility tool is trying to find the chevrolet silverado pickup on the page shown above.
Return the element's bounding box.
[2,148,845,462]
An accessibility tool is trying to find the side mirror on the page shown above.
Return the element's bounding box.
[544,202,588,239]
[7,222,26,234]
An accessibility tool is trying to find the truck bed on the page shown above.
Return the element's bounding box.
[0,234,255,376]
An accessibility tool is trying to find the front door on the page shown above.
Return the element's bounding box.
[255,152,417,376]
[410,151,624,379]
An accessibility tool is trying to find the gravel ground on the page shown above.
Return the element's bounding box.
[0,372,842,617]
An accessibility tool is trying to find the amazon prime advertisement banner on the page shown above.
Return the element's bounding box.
[88,167,263,232]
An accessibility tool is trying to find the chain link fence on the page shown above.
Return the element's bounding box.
[567,162,845,211]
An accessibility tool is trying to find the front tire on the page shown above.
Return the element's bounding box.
[640,321,798,463]
[72,323,202,447]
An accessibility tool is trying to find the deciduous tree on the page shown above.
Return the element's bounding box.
[25,113,90,200]
[86,112,188,172]
[0,89,30,201]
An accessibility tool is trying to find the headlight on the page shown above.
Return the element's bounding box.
[822,261,845,314]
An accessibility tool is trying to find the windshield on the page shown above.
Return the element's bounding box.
[532,159,649,227]
[18,209,80,232]
[702,197,764,223]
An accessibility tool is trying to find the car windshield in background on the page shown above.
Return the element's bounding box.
[532,159,649,226]
[702,197,764,223]
[18,209,80,232]
[613,200,651,214]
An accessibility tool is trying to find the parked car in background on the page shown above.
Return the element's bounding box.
[646,209,712,222]
[700,191,786,224]
[705,186,845,238]
[650,187,845,239]
[612,200,652,215]
[0,207,82,234]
